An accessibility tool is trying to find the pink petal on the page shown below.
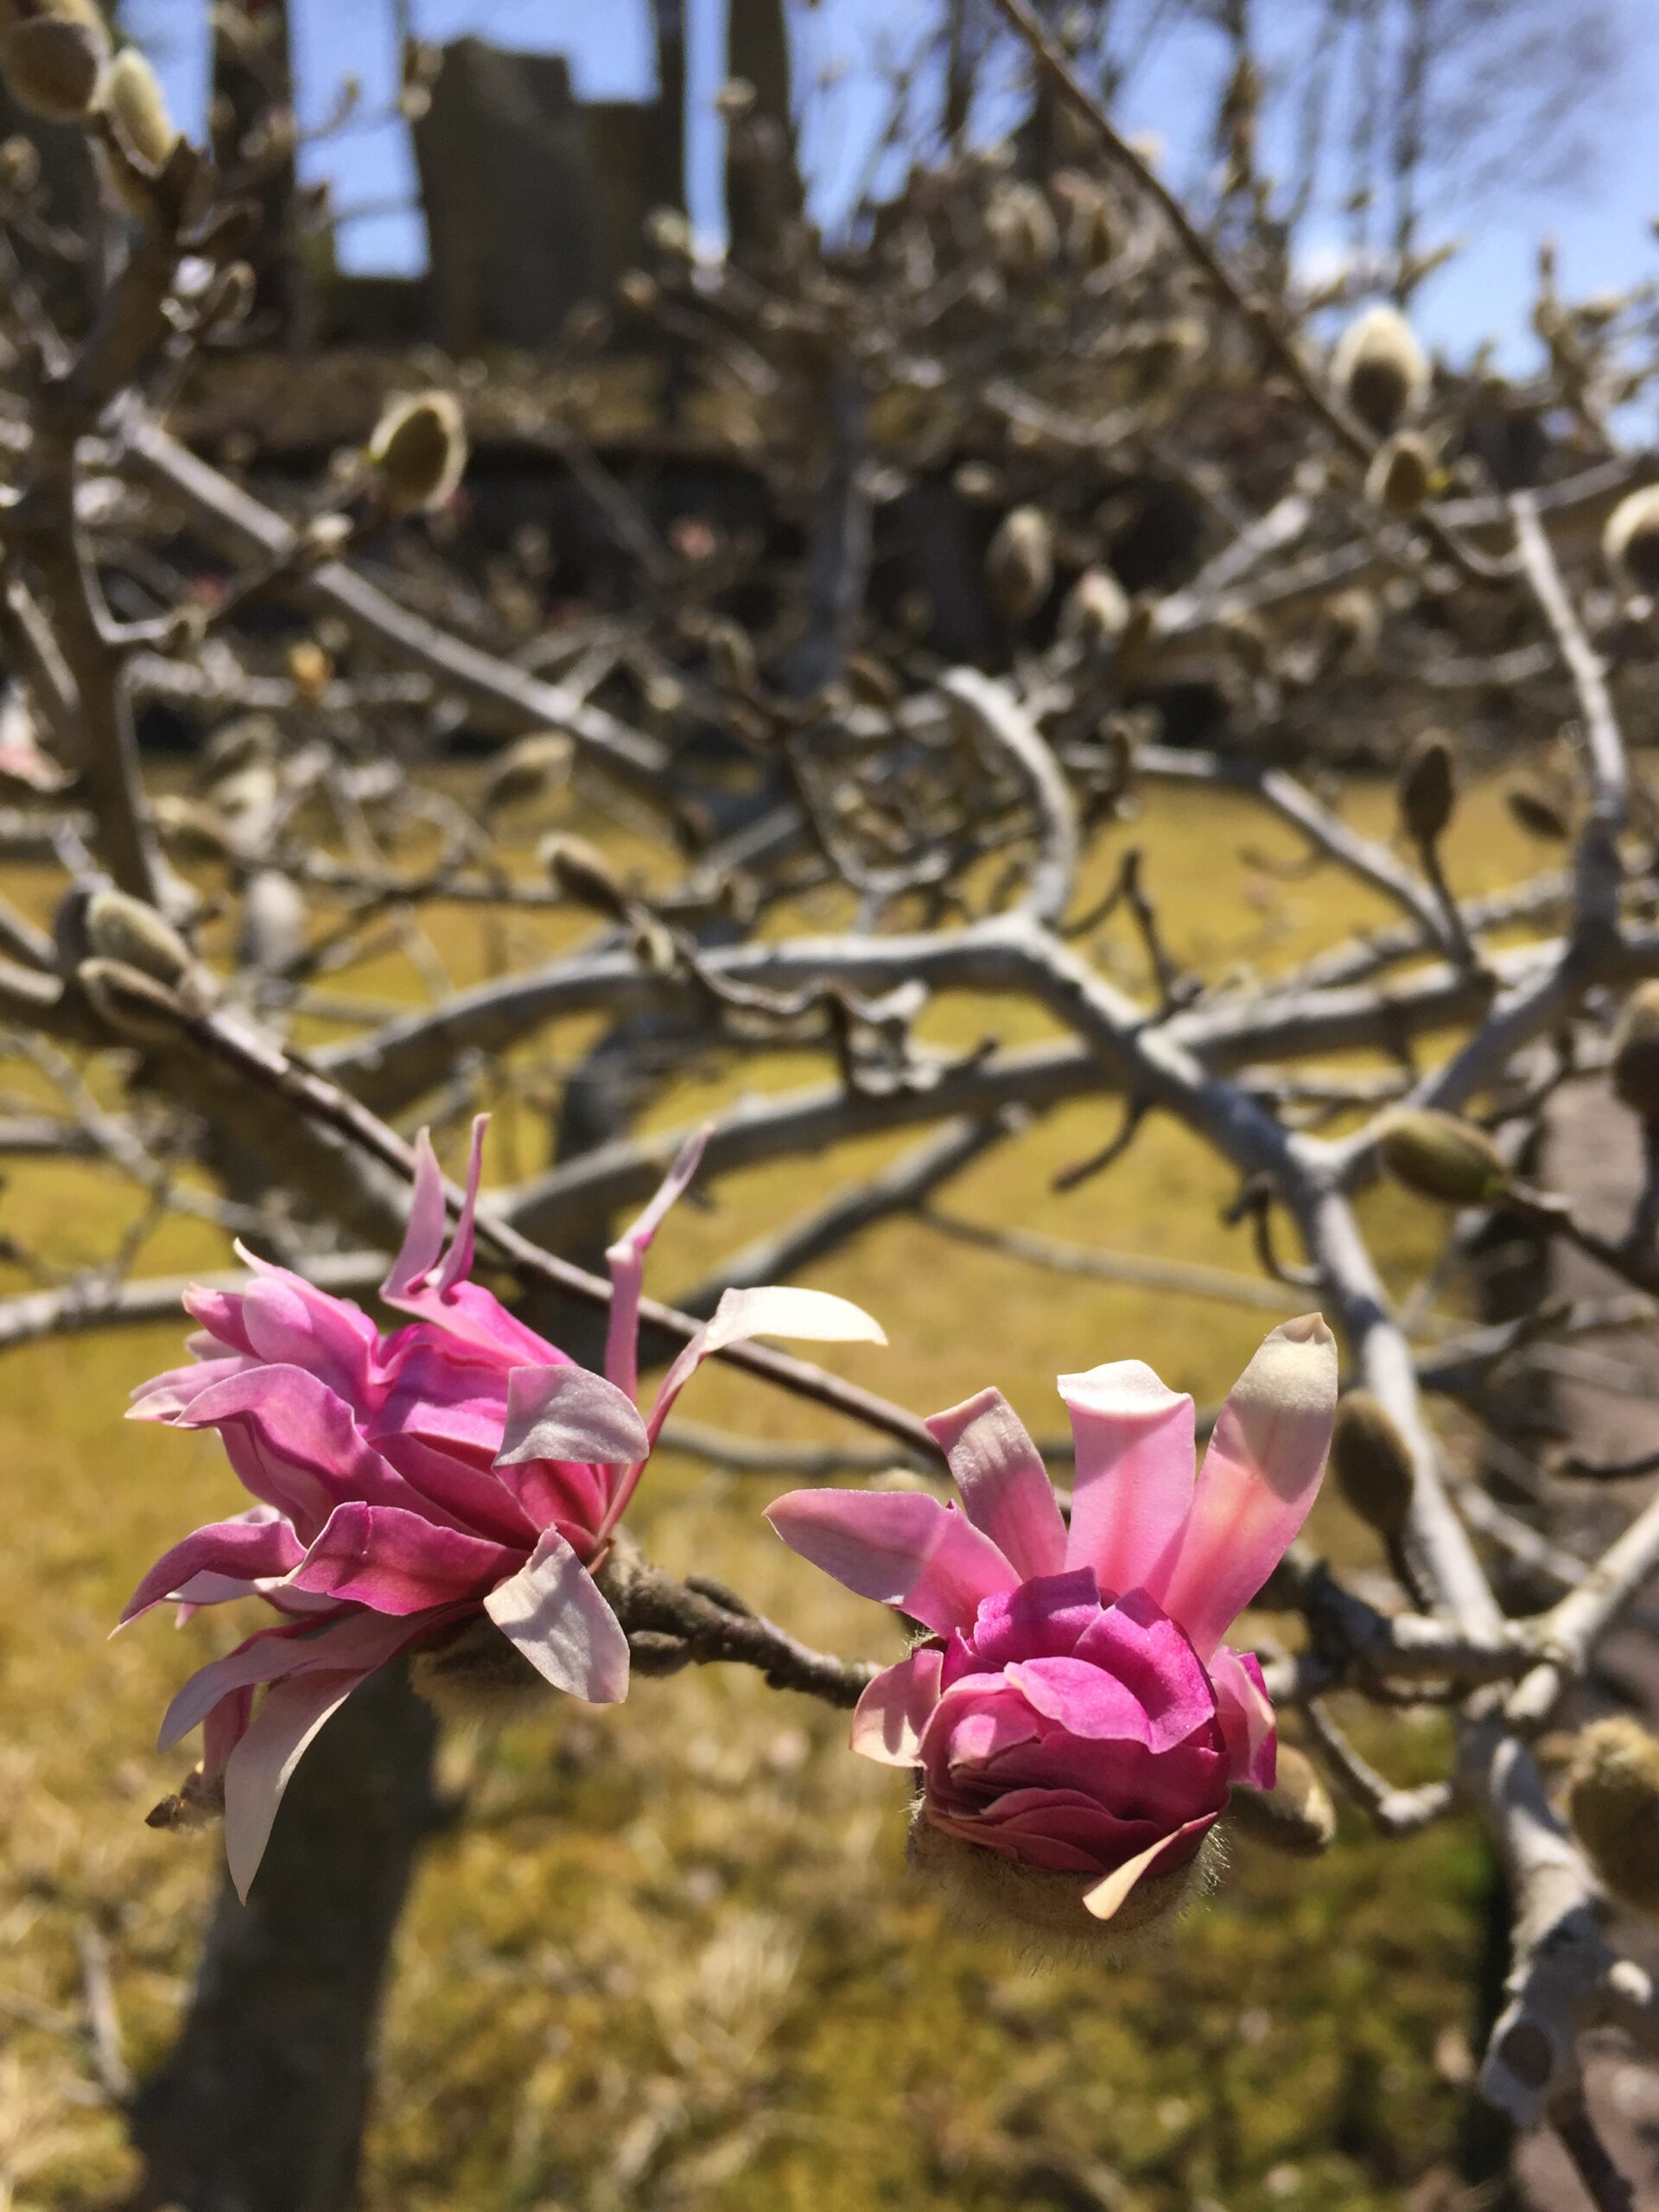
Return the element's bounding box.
[233,1267,377,1404]
[645,1285,887,1445]
[159,1607,453,1751]
[1208,1645,1276,1789]
[1004,1656,1160,1746]
[765,1487,1016,1634]
[950,1567,1102,1675]
[372,1430,539,1549]
[434,1116,487,1294]
[483,1528,630,1701]
[925,1683,1043,1775]
[1082,1812,1216,1921]
[177,1363,452,1537]
[497,1363,651,1471]
[286,1502,524,1615]
[380,1125,449,1304]
[181,1284,257,1357]
[926,1389,1065,1580]
[600,1284,887,1544]
[128,1352,253,1423]
[1071,1587,1219,1752]
[850,1645,944,1766]
[378,1120,558,1363]
[603,1125,709,1402]
[119,1511,304,1625]
[1058,1360,1195,1601]
[224,1668,365,1900]
[1159,1315,1338,1657]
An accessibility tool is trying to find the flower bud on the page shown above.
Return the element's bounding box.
[200,258,255,334]
[705,616,756,693]
[1364,431,1434,515]
[985,180,1058,278]
[984,505,1053,625]
[1611,982,1659,1121]
[2,16,105,123]
[104,45,178,168]
[1603,485,1659,596]
[0,133,41,190]
[844,651,900,709]
[1331,1390,1415,1541]
[907,1801,1223,1963]
[146,1764,225,1832]
[1505,785,1570,842]
[1225,1746,1336,1856]
[1053,171,1117,272]
[286,639,331,703]
[541,832,630,919]
[715,77,757,121]
[616,268,658,315]
[645,204,693,259]
[1566,1717,1659,1918]
[484,731,573,814]
[1377,1109,1510,1206]
[1398,732,1455,846]
[1059,565,1130,652]
[366,391,467,516]
[153,793,238,863]
[1332,304,1429,435]
[85,887,193,989]
[79,956,187,1044]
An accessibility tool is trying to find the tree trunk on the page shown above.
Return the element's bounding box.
[649,0,688,215]
[723,0,802,265]
[130,1662,441,2212]
[210,0,304,346]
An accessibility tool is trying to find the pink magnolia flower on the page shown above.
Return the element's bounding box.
[123,1120,883,1897]
[766,1315,1337,1928]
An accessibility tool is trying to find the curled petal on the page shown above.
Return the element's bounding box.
[850,1645,944,1766]
[118,1510,303,1626]
[1160,1315,1338,1657]
[646,1285,887,1443]
[232,1264,377,1403]
[1082,1812,1217,1922]
[926,1389,1065,1581]
[766,1487,1015,1633]
[1058,1360,1194,1601]
[380,1125,449,1306]
[604,1126,709,1402]
[483,1529,630,1702]
[434,1116,487,1295]
[1208,1645,1276,1790]
[181,1284,257,1357]
[128,1352,252,1423]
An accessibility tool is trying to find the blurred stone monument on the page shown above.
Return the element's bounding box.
[411,40,655,353]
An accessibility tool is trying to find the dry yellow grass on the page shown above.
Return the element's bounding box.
[0,774,1546,2209]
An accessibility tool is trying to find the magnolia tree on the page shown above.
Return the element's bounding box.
[3,2,1659,2208]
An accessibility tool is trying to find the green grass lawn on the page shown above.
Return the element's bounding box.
[0,773,1550,2209]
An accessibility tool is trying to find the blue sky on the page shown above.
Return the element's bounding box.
[124,0,1659,373]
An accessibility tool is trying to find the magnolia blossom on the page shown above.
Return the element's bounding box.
[767,1316,1338,1927]
[123,1121,883,1897]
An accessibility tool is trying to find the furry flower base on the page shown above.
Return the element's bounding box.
[907,1802,1224,1963]
[409,1611,550,1720]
